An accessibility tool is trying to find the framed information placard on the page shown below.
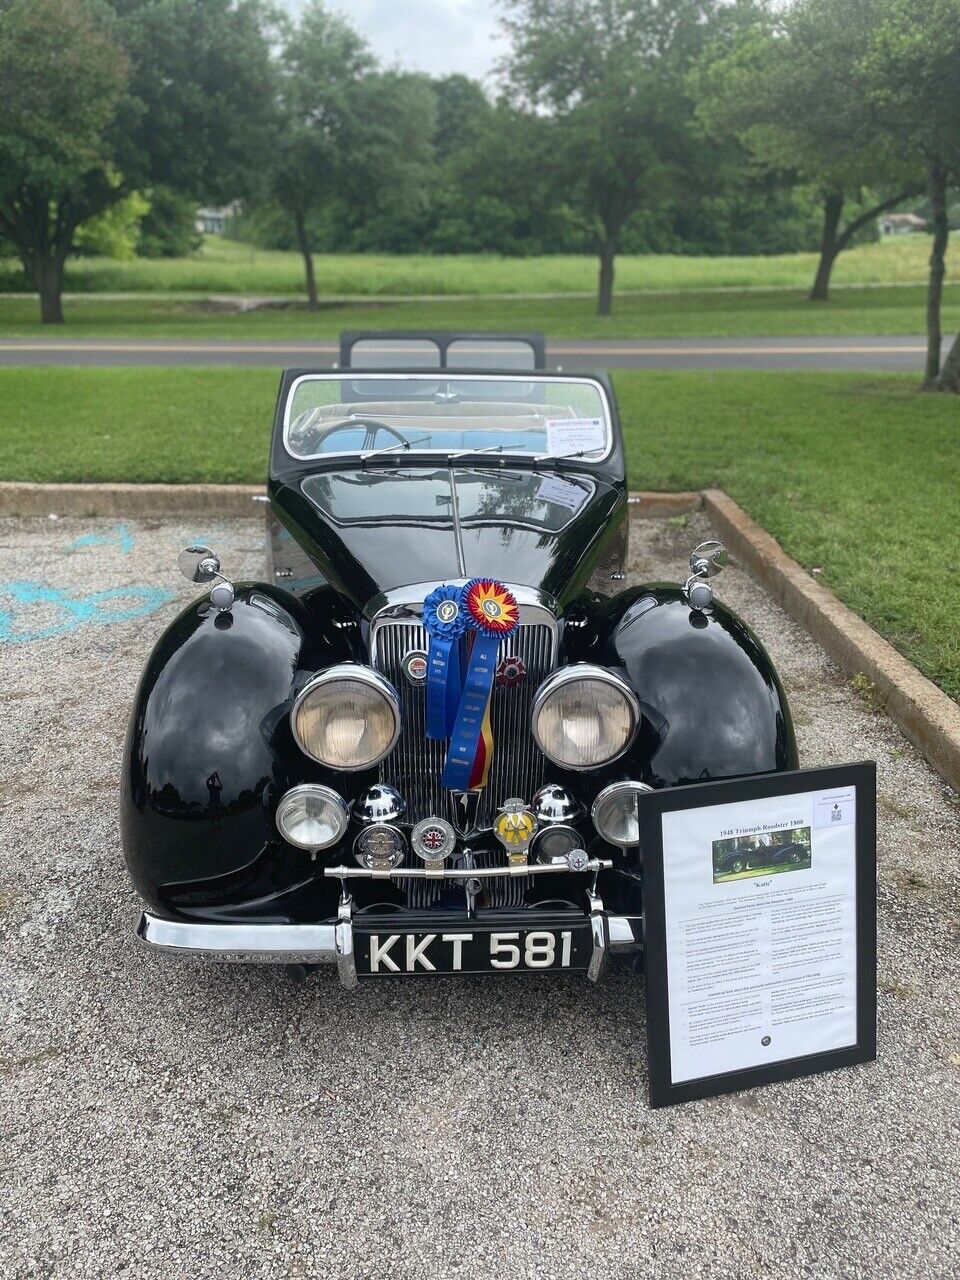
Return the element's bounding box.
[641,762,876,1108]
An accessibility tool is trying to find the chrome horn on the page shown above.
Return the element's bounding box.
[684,540,727,610]
[177,544,235,612]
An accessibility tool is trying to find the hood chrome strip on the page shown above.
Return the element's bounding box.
[447,464,467,577]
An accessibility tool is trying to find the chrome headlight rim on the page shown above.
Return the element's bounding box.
[531,822,581,864]
[591,779,653,848]
[275,783,350,851]
[531,664,641,771]
[290,664,401,771]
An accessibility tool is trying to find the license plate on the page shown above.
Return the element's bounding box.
[355,924,593,976]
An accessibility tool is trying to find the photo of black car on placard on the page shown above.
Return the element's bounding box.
[121,331,799,986]
[711,827,813,882]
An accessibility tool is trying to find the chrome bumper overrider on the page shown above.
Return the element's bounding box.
[136,902,642,988]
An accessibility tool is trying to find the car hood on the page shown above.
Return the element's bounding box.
[270,465,624,610]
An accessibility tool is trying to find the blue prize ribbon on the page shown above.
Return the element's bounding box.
[423,584,467,739]
[441,630,500,790]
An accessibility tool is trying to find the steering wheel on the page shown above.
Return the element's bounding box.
[290,415,412,455]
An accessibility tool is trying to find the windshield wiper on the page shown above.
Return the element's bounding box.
[532,448,589,463]
[446,444,505,461]
[359,434,431,461]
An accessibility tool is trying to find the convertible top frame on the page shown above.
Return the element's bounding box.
[338,330,547,371]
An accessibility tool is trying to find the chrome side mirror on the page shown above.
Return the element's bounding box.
[177,544,235,612]
[689,540,727,579]
[178,545,220,583]
[684,540,726,611]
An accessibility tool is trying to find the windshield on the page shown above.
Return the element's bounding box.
[283,373,612,463]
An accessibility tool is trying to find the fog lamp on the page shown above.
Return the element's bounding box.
[275,784,349,850]
[591,780,653,848]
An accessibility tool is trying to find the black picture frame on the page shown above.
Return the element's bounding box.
[641,762,877,1108]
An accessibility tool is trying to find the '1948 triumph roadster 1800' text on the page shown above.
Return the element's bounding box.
[122,332,797,985]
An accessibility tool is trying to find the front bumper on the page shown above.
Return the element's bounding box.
[136,906,643,988]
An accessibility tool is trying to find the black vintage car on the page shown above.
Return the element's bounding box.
[714,840,810,876]
[122,332,797,984]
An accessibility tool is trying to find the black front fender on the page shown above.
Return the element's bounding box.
[565,586,797,789]
[120,584,357,916]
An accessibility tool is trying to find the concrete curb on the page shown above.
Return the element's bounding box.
[628,490,702,517]
[702,488,960,795]
[0,481,264,518]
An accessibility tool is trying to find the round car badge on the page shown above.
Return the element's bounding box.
[354,823,405,870]
[493,798,537,854]
[495,655,527,688]
[411,816,456,864]
[401,649,429,686]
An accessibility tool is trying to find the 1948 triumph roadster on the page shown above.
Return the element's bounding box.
[122,332,797,984]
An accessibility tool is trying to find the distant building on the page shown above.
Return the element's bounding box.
[195,202,242,235]
[880,212,928,236]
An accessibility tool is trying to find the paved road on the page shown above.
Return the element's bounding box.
[1,510,958,1278]
[0,333,944,371]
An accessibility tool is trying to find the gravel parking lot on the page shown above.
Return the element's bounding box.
[1,510,958,1279]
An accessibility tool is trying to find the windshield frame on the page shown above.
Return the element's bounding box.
[281,371,616,466]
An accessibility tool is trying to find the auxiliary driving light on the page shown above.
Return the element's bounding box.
[275,784,349,851]
[591,780,653,848]
[532,783,580,825]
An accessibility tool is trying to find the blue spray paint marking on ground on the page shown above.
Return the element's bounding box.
[65,523,135,555]
[0,580,175,646]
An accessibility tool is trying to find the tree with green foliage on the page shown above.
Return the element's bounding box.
[500,0,740,314]
[74,187,150,259]
[0,0,276,323]
[862,0,960,390]
[270,2,435,307]
[0,0,128,321]
[697,0,917,302]
[136,187,202,259]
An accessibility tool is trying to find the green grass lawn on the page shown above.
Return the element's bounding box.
[1,232,956,297]
[0,282,957,339]
[1,366,956,700]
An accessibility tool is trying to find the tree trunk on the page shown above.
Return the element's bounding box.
[925,161,948,386]
[30,254,66,325]
[293,209,319,311]
[935,330,960,393]
[597,236,616,316]
[809,192,844,302]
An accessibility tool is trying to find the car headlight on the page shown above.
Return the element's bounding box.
[276,784,349,850]
[291,666,400,770]
[591,780,652,847]
[531,666,640,769]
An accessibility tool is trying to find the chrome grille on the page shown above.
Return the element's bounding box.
[371,606,557,829]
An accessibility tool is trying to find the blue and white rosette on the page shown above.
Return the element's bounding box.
[422,584,466,739]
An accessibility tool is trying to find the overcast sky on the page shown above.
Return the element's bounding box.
[281,1,508,82]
